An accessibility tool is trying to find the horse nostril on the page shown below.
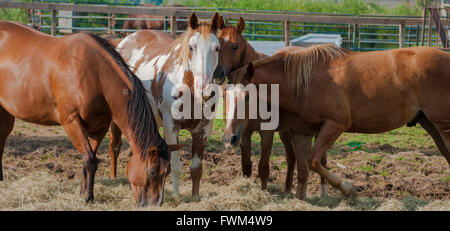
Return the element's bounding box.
[230,135,238,145]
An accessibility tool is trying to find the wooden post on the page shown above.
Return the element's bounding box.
[51,10,57,36]
[31,9,35,27]
[427,10,432,47]
[171,16,177,36]
[353,24,358,51]
[284,21,290,47]
[399,24,405,48]
[421,7,426,46]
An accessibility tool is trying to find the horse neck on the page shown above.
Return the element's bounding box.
[252,58,291,104]
[101,60,162,153]
[241,40,261,64]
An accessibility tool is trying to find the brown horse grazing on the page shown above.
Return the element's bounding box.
[217,17,328,194]
[225,44,450,199]
[121,4,188,36]
[0,21,181,206]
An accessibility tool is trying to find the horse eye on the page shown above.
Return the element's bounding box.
[148,168,156,177]
[232,44,239,50]
[215,46,220,52]
[189,45,193,51]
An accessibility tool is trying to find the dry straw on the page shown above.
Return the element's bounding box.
[0,170,448,211]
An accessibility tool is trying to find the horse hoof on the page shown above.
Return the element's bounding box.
[341,182,358,198]
[85,195,94,203]
[261,182,267,190]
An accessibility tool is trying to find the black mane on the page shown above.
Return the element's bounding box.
[84,32,168,160]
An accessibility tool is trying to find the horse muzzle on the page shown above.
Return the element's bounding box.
[222,134,239,148]
[213,67,227,85]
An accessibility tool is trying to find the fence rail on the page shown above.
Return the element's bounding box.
[1,1,449,51]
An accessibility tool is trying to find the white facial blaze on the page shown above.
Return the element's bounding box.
[188,32,220,96]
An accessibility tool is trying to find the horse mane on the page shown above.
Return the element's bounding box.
[274,44,350,96]
[171,21,213,69]
[83,32,168,160]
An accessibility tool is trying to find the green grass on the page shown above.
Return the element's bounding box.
[359,165,373,172]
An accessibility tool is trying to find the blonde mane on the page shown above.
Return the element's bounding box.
[274,44,349,96]
[171,22,213,69]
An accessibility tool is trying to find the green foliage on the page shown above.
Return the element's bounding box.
[416,0,434,7]
[167,0,423,16]
[0,0,31,23]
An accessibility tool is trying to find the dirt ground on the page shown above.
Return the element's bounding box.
[0,120,449,211]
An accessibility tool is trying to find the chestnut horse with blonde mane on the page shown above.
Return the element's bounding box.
[226,44,450,199]
[217,17,328,194]
[109,13,222,197]
[0,21,182,206]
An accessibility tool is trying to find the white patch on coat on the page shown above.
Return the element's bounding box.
[127,46,146,71]
[191,155,201,171]
[116,32,137,51]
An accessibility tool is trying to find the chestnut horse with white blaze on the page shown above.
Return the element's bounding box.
[0,21,182,206]
[216,17,328,195]
[109,13,222,197]
[226,44,450,199]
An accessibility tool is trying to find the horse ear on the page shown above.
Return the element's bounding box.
[237,17,245,33]
[189,12,199,30]
[219,16,225,30]
[210,12,221,33]
[168,144,184,152]
[244,62,254,82]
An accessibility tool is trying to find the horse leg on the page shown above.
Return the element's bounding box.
[0,107,15,181]
[62,115,99,202]
[320,155,329,197]
[163,116,181,197]
[258,130,274,190]
[240,129,252,177]
[108,122,122,179]
[309,120,357,197]
[419,117,450,164]
[313,133,329,197]
[289,134,313,200]
[279,131,296,192]
[190,120,213,196]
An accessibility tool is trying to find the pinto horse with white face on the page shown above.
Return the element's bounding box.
[226,44,450,199]
[0,21,181,207]
[109,13,222,197]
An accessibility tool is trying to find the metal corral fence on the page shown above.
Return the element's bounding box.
[1,1,449,51]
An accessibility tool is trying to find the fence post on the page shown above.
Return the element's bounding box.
[31,9,35,27]
[284,21,290,46]
[399,24,405,48]
[427,11,432,47]
[171,16,177,36]
[51,10,57,36]
[353,24,358,51]
[421,7,426,46]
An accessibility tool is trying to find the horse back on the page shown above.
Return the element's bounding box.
[0,22,111,125]
[116,30,174,70]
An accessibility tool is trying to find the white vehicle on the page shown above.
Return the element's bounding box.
[442,0,450,17]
